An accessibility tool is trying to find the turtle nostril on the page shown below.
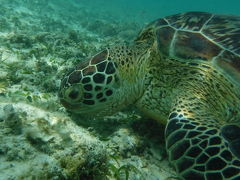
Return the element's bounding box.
[69,90,79,99]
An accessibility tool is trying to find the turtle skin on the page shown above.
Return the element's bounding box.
[59,12,240,179]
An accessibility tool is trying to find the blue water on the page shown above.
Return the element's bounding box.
[75,0,240,23]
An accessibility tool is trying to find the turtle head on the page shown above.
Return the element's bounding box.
[59,44,149,117]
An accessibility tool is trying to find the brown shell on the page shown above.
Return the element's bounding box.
[137,12,240,82]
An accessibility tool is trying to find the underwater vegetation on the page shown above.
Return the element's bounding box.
[0,0,175,179]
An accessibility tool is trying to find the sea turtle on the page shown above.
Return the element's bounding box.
[59,12,240,179]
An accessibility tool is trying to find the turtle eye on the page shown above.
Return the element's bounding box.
[65,84,82,102]
[69,89,79,99]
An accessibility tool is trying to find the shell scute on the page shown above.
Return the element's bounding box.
[165,12,212,31]
[156,26,175,56]
[215,50,240,82]
[202,15,240,54]
[137,12,240,82]
[146,12,240,82]
[174,31,222,60]
[148,18,168,28]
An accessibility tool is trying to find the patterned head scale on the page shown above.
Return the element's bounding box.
[59,49,119,115]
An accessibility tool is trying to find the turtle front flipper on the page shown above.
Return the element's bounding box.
[166,96,240,180]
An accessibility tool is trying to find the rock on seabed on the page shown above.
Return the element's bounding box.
[0,102,108,180]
